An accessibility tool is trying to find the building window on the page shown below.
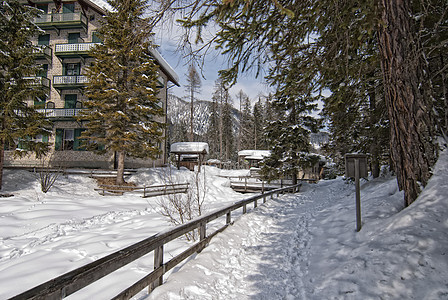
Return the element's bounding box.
[92,31,101,43]
[38,64,48,78]
[17,134,49,150]
[55,128,85,151]
[34,97,46,109]
[64,94,77,109]
[63,3,75,13]
[36,4,48,14]
[64,63,80,76]
[38,34,50,46]
[68,32,81,44]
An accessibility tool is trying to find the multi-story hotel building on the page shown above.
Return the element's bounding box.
[7,0,179,169]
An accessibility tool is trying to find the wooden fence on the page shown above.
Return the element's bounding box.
[9,184,300,300]
[94,183,189,197]
[229,176,294,193]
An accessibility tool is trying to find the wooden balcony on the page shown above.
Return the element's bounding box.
[55,43,100,58]
[53,75,88,89]
[23,76,51,89]
[34,13,87,31]
[33,45,52,62]
[36,108,84,119]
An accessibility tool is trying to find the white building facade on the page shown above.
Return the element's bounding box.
[7,0,179,169]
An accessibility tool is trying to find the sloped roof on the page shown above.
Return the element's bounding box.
[84,0,114,13]
[238,150,271,160]
[170,142,209,154]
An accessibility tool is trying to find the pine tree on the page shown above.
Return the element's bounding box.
[0,0,51,189]
[80,0,163,185]
[238,91,254,150]
[222,93,234,161]
[206,95,220,158]
[177,0,441,205]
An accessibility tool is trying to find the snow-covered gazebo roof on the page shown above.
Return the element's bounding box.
[238,150,271,160]
[170,142,209,155]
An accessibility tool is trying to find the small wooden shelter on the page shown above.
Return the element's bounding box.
[170,142,209,171]
[238,150,271,168]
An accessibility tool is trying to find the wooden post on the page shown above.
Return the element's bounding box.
[150,245,164,292]
[355,158,362,232]
[243,204,247,214]
[262,180,264,194]
[254,199,257,208]
[244,177,247,192]
[226,212,231,224]
[200,223,206,241]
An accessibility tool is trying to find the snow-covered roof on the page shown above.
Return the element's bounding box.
[238,150,271,160]
[86,0,114,13]
[170,142,209,154]
[149,48,180,86]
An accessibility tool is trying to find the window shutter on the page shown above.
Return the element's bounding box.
[55,129,63,150]
[73,129,85,151]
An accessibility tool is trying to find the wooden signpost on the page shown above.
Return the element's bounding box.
[345,154,368,232]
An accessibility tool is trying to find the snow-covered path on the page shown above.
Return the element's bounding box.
[147,181,345,299]
[148,151,448,300]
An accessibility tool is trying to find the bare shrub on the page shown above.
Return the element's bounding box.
[34,154,62,193]
[157,166,207,241]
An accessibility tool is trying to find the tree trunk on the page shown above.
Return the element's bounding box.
[368,79,381,178]
[116,150,125,185]
[190,90,194,142]
[0,139,4,190]
[377,0,437,206]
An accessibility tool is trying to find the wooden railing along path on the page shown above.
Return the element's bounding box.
[227,175,294,193]
[94,183,190,198]
[9,184,301,300]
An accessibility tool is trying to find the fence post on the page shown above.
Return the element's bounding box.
[200,223,206,241]
[150,245,164,292]
[226,211,231,224]
[243,204,247,214]
[263,194,266,203]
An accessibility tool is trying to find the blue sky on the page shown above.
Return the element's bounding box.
[153,23,272,108]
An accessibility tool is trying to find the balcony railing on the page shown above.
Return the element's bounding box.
[15,108,83,118]
[53,75,88,89]
[34,12,88,30]
[55,43,100,57]
[23,76,51,89]
[36,108,84,118]
[37,108,83,118]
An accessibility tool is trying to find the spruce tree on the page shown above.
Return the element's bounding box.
[80,0,163,185]
[0,0,51,189]
[176,0,441,205]
[206,93,220,158]
[239,91,254,151]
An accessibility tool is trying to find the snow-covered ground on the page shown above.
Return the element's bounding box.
[1,151,447,299]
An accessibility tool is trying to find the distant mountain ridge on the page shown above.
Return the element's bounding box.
[167,94,240,137]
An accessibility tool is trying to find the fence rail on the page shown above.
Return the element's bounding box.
[94,183,190,197]
[8,184,300,300]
